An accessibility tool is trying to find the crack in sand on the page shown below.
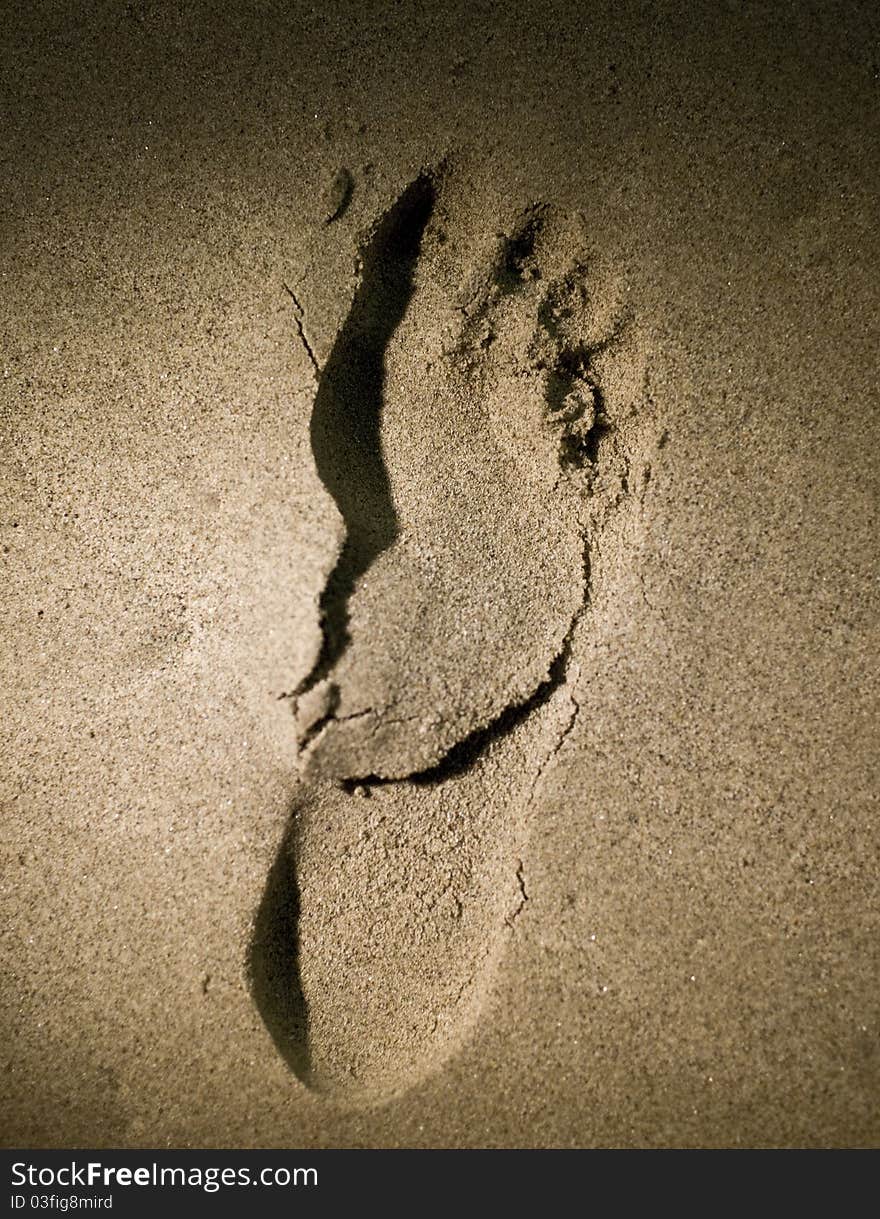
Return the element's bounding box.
[505,860,530,928]
[283,282,320,379]
[301,704,423,771]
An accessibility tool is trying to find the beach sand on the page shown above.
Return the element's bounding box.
[2,0,878,1147]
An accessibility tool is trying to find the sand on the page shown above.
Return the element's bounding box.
[2,0,878,1147]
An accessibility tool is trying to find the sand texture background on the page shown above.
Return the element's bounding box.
[2,0,879,1147]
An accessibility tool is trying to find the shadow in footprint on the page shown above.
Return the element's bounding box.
[303,173,436,691]
[248,808,310,1082]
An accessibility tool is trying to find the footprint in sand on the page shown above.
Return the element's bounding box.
[249,165,647,1104]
